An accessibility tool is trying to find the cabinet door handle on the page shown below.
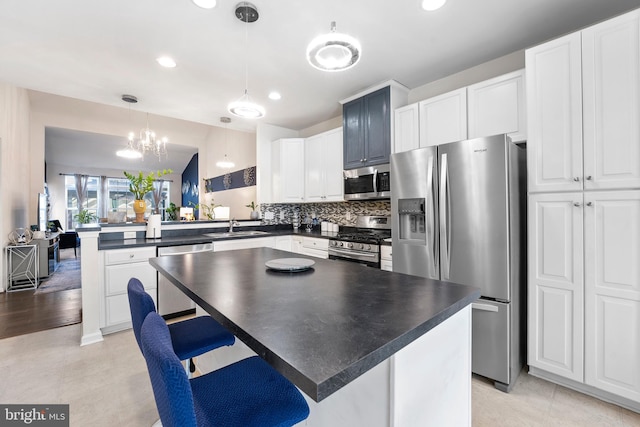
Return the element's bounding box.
[585,176,592,180]
[573,177,580,182]
[129,254,135,258]
[586,202,593,207]
[574,202,581,207]
[363,158,367,162]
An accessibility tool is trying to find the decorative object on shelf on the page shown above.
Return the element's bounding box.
[246,201,259,220]
[74,209,98,224]
[228,2,265,119]
[124,169,172,223]
[216,117,235,169]
[8,228,33,245]
[306,21,361,72]
[243,166,256,186]
[223,172,232,190]
[117,95,170,161]
[189,200,221,220]
[204,166,257,193]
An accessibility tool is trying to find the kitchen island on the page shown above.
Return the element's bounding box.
[150,247,480,426]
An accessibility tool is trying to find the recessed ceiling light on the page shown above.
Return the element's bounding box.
[156,56,177,68]
[422,0,446,11]
[268,92,282,100]
[192,0,217,9]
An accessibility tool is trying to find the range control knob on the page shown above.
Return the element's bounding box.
[347,242,353,249]
[357,243,364,250]
[366,244,371,251]
[339,242,344,247]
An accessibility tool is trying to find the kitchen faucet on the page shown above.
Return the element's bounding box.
[229,219,240,232]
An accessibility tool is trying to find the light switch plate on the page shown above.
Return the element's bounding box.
[279,211,285,220]
[264,211,274,220]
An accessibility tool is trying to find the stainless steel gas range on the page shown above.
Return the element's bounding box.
[328,216,391,268]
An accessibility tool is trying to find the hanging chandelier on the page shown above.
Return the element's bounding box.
[116,95,169,161]
[306,21,361,72]
[129,113,169,161]
[228,2,265,119]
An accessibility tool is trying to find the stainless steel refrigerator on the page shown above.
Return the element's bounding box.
[391,134,526,392]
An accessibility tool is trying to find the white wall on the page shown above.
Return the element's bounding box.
[198,125,258,219]
[0,83,31,292]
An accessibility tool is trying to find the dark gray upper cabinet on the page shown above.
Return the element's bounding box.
[343,86,391,169]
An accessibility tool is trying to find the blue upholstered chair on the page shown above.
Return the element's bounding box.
[127,277,235,373]
[141,311,310,427]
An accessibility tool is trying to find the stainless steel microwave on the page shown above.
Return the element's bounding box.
[343,164,391,200]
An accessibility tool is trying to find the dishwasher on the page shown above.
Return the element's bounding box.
[157,243,213,318]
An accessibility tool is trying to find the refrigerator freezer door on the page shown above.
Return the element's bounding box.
[438,135,511,300]
[391,147,439,279]
[472,300,510,387]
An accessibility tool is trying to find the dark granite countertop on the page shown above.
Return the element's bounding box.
[150,247,480,402]
[97,227,337,250]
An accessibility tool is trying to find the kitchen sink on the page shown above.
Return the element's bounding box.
[203,231,270,239]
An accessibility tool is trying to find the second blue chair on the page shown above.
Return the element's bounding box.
[127,277,235,373]
[141,311,310,427]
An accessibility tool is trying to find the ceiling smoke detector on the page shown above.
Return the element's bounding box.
[235,2,259,23]
[121,94,138,103]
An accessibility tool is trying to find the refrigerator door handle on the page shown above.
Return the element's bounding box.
[439,153,451,279]
[472,302,499,312]
[426,155,437,276]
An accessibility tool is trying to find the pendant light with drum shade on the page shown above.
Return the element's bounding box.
[216,117,235,169]
[228,2,265,119]
[306,21,361,72]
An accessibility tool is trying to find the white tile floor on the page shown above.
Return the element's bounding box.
[1,324,639,426]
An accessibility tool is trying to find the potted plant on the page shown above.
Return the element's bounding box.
[74,209,98,224]
[245,201,259,220]
[165,202,178,221]
[124,169,172,223]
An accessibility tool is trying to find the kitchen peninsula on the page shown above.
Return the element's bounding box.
[150,247,480,426]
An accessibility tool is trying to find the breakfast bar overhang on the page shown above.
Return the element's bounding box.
[150,247,480,426]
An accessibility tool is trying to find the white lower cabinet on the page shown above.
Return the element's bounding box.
[291,236,303,254]
[102,246,157,332]
[301,237,328,259]
[584,191,640,402]
[529,190,640,405]
[275,235,292,252]
[528,192,584,381]
[381,245,392,272]
[213,237,275,252]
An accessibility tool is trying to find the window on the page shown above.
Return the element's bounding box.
[65,176,171,229]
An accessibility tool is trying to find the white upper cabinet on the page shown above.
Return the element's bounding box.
[467,70,526,142]
[418,88,467,147]
[271,138,305,203]
[582,10,640,191]
[527,9,640,193]
[526,33,583,193]
[305,128,344,202]
[393,103,420,153]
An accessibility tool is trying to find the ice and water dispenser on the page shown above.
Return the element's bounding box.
[397,198,426,242]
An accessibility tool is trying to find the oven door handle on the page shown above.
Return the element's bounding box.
[329,248,378,258]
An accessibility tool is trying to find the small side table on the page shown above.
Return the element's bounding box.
[6,244,39,291]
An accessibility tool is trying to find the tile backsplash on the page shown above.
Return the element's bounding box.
[259,201,391,226]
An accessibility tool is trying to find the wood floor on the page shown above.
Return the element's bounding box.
[0,250,82,339]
